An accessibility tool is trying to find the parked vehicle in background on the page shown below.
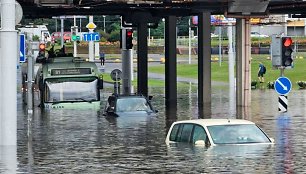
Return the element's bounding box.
[166,119,274,146]
[18,24,51,42]
[51,32,71,43]
[251,32,269,38]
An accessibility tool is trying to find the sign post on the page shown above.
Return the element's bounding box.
[111,69,122,95]
[20,34,26,62]
[86,16,96,62]
[275,77,292,112]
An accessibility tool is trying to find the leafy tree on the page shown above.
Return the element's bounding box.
[108,30,120,42]
[150,21,165,39]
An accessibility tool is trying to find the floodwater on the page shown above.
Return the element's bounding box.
[1,84,306,173]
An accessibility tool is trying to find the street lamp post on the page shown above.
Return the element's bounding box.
[103,15,106,32]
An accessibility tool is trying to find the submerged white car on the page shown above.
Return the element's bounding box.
[165,119,274,146]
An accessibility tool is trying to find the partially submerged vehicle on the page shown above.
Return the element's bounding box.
[37,56,103,109]
[166,119,274,146]
[103,94,157,117]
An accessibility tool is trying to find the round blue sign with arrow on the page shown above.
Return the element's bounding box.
[275,77,292,95]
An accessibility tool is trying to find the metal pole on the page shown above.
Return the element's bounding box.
[0,0,18,147]
[188,18,192,64]
[280,67,285,77]
[103,15,106,32]
[89,16,94,62]
[55,19,58,32]
[80,19,82,33]
[228,23,235,89]
[218,26,222,66]
[60,17,64,47]
[121,28,133,95]
[27,40,34,114]
[73,16,77,57]
[228,23,235,114]
[148,28,151,46]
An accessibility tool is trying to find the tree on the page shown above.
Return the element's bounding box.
[150,21,165,39]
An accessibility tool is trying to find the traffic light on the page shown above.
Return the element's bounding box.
[39,43,46,57]
[71,26,80,41]
[281,37,293,67]
[126,29,133,49]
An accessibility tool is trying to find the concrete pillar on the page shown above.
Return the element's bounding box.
[0,0,17,146]
[236,18,251,116]
[198,12,211,117]
[165,16,177,109]
[137,22,148,97]
[0,0,18,172]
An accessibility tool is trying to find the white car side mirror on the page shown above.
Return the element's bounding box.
[269,138,275,143]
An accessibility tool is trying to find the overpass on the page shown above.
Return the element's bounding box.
[1,0,306,146]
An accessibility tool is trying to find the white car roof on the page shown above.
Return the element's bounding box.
[173,119,255,127]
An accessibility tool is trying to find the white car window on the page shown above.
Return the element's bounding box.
[207,124,271,144]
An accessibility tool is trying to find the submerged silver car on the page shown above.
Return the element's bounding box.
[165,119,274,146]
[103,95,157,117]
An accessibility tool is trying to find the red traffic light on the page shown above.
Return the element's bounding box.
[39,43,46,50]
[283,37,292,47]
[127,30,133,37]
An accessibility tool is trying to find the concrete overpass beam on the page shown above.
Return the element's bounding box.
[137,21,148,97]
[165,16,177,109]
[198,12,212,118]
[236,18,251,117]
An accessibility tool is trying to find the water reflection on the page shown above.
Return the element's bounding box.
[0,146,17,174]
[1,86,306,173]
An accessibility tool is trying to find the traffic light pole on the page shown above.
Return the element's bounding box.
[121,28,133,95]
[280,66,285,77]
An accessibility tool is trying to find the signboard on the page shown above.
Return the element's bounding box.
[110,69,122,81]
[192,15,236,26]
[20,34,26,62]
[275,77,292,95]
[51,68,91,76]
[86,22,97,30]
[83,32,100,41]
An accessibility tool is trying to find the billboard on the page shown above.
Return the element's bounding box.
[192,15,236,26]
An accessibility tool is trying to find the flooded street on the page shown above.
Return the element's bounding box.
[1,84,306,173]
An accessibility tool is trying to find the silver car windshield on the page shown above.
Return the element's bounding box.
[116,97,152,112]
[46,79,98,102]
[207,124,271,144]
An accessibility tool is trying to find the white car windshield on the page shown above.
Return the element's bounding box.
[207,124,271,144]
[116,97,152,112]
[46,79,98,102]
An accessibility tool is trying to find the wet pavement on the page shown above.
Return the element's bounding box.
[1,63,306,173]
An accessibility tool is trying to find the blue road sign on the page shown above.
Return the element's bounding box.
[83,32,100,41]
[20,34,26,62]
[275,77,292,95]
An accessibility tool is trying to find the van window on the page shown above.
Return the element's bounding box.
[170,124,179,141]
[192,125,207,143]
[170,123,193,142]
[181,124,193,142]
